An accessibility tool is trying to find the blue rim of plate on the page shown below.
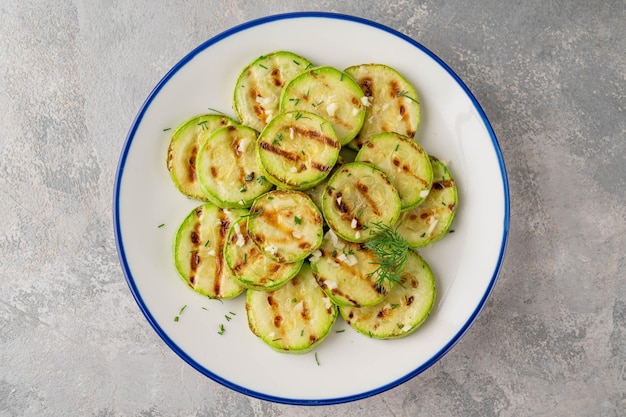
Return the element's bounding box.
[113,11,510,406]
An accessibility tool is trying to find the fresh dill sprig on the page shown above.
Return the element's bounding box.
[365,222,409,287]
[397,90,420,105]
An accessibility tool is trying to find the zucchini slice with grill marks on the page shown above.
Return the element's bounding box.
[246,263,338,353]
[166,114,237,201]
[356,132,433,210]
[395,156,458,247]
[224,217,303,291]
[247,190,324,263]
[340,250,435,339]
[174,203,247,299]
[280,66,366,145]
[196,125,273,208]
[233,51,313,132]
[257,110,340,190]
[343,63,421,150]
[310,230,389,307]
[322,162,401,243]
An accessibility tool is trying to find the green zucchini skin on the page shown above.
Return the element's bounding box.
[310,230,389,307]
[321,162,401,243]
[339,250,436,339]
[247,190,324,263]
[173,203,247,299]
[224,217,303,291]
[196,125,273,208]
[395,156,458,247]
[279,66,366,145]
[355,132,433,210]
[256,110,340,190]
[343,63,421,150]
[233,51,313,132]
[166,114,237,201]
[245,263,338,353]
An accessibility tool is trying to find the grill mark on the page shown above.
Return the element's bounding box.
[259,141,301,163]
[432,179,455,190]
[188,216,203,286]
[359,78,373,96]
[355,181,382,216]
[311,161,332,172]
[230,134,247,182]
[331,191,364,230]
[270,68,282,87]
[212,212,231,296]
[188,145,198,182]
[390,80,402,97]
[300,301,310,320]
[391,157,430,187]
[405,295,415,306]
[291,126,340,149]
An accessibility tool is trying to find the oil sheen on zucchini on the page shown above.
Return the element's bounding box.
[233,51,313,132]
[224,217,303,291]
[356,132,433,210]
[344,63,421,150]
[247,190,324,263]
[340,250,435,339]
[196,125,273,208]
[257,110,340,190]
[322,162,401,243]
[280,66,365,145]
[310,230,389,307]
[174,203,247,299]
[166,114,237,201]
[395,156,458,246]
[246,263,337,353]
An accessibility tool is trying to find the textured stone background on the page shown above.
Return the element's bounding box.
[0,1,624,416]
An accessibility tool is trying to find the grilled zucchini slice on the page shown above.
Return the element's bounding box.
[233,51,313,132]
[322,162,401,243]
[310,230,389,307]
[279,66,365,145]
[395,157,458,247]
[224,217,303,291]
[196,125,272,208]
[174,203,247,299]
[246,263,338,353]
[257,110,340,190]
[166,114,237,200]
[339,250,435,339]
[355,132,433,210]
[344,63,420,150]
[247,190,324,263]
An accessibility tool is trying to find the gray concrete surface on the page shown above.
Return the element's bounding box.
[1,0,624,416]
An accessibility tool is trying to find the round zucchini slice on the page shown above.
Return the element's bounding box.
[196,125,273,208]
[339,250,435,339]
[166,114,237,201]
[279,66,366,145]
[174,203,247,299]
[395,157,458,247]
[310,230,389,307]
[224,217,303,291]
[355,132,433,210]
[245,263,338,353]
[233,51,313,132]
[247,190,324,263]
[257,110,340,190]
[343,63,421,150]
[322,162,401,243]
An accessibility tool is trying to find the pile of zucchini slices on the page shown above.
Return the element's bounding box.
[166,51,458,354]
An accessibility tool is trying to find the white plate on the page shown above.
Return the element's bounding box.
[114,12,509,405]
